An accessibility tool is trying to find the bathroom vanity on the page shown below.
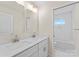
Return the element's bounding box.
[0,36,48,57]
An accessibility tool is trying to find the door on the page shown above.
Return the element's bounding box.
[53,5,76,56]
[54,12,73,43]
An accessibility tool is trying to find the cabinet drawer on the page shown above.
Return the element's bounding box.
[15,44,38,57]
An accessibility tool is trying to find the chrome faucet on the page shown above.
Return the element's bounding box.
[32,32,37,38]
[12,34,19,43]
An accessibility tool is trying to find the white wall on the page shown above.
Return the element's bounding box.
[72,3,79,56]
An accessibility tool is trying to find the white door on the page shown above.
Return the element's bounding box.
[54,12,73,43]
[53,5,76,56]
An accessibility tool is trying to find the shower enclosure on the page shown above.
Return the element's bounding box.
[53,2,79,57]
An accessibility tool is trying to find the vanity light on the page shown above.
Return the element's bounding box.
[32,7,37,13]
[26,3,37,13]
[16,1,24,6]
[16,1,37,13]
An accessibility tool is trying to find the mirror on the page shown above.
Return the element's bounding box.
[16,1,39,36]
[24,2,39,35]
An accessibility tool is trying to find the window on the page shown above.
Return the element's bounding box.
[54,18,65,25]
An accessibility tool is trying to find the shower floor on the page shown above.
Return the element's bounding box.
[53,41,76,57]
[54,49,76,57]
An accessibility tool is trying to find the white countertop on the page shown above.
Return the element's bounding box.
[0,35,48,57]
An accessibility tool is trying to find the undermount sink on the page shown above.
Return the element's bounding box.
[20,38,38,43]
[0,37,38,51]
[3,41,30,51]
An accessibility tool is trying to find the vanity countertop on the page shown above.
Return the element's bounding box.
[0,35,48,57]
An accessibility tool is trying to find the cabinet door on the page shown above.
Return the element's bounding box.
[15,44,38,57]
[39,39,48,57]
[29,52,39,57]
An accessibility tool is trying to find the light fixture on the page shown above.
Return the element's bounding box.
[32,7,37,13]
[26,3,37,13]
[16,1,24,6]
[16,1,37,13]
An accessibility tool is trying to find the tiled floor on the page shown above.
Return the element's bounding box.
[54,49,76,57]
[53,41,76,57]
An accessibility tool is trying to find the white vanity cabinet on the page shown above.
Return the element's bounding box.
[14,37,48,57]
[15,44,39,57]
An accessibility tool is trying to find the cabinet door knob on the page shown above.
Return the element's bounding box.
[43,47,46,52]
